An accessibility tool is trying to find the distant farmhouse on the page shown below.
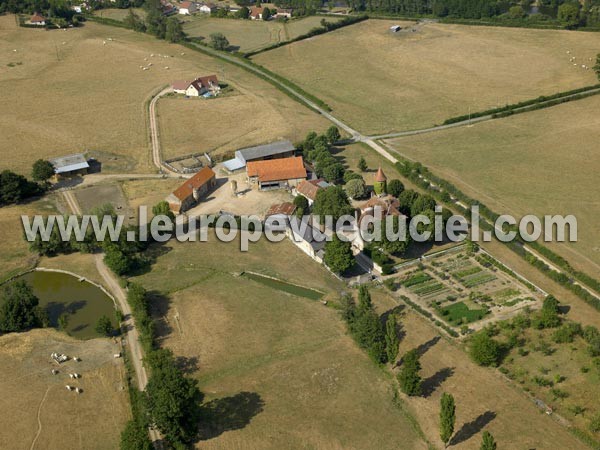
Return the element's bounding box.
[29,13,46,26]
[171,75,220,97]
[178,1,197,14]
[223,140,296,172]
[49,153,89,181]
[250,6,292,19]
[199,2,218,14]
[247,156,307,190]
[249,6,265,19]
[275,8,293,19]
[167,166,216,213]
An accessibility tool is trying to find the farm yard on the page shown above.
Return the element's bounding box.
[384,94,600,274]
[181,15,342,53]
[0,329,130,450]
[253,19,600,134]
[0,15,328,175]
[130,234,429,449]
[392,249,541,330]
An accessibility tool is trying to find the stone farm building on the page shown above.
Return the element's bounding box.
[264,201,296,221]
[222,140,296,172]
[172,75,220,97]
[247,156,307,190]
[294,179,331,206]
[50,153,89,180]
[167,166,216,213]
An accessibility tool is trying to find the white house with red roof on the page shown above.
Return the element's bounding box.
[178,1,197,14]
[29,13,46,26]
[171,75,220,96]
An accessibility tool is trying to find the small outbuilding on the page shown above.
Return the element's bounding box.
[294,179,331,206]
[390,25,401,32]
[167,166,216,213]
[178,1,197,14]
[29,13,47,26]
[49,153,90,180]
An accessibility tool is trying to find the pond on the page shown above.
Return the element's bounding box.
[15,271,118,340]
[242,272,324,301]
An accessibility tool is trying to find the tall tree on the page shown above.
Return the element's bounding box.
[0,281,47,332]
[324,234,354,274]
[31,159,55,183]
[385,314,399,363]
[209,32,230,50]
[326,125,341,144]
[480,431,497,450]
[387,179,404,198]
[165,16,185,42]
[440,392,456,446]
[594,54,600,80]
[357,156,368,172]
[398,349,422,396]
[469,330,501,367]
[312,186,354,221]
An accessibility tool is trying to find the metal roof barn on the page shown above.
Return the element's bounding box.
[49,154,90,174]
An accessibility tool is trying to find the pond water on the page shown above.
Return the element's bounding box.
[15,271,117,340]
[242,272,324,301]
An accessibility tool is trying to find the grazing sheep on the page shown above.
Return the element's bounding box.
[75,388,82,394]
[51,369,58,375]
[66,385,72,391]
[69,374,74,379]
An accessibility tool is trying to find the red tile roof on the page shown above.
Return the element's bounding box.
[190,74,219,91]
[171,166,215,201]
[375,166,387,182]
[172,80,191,90]
[265,202,297,217]
[296,179,324,201]
[180,1,192,8]
[30,13,46,22]
[247,156,307,183]
[250,6,264,17]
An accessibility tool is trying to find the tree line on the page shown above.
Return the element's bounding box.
[0,160,54,207]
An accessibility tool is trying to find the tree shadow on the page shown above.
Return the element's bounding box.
[148,290,173,341]
[450,410,496,446]
[197,392,264,441]
[421,367,454,398]
[175,356,200,375]
[45,300,88,326]
[415,335,440,358]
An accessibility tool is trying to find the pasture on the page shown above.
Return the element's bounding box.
[0,15,327,175]
[158,90,330,161]
[130,234,429,449]
[0,329,130,450]
[253,20,600,134]
[182,15,341,53]
[384,94,600,274]
[392,308,590,449]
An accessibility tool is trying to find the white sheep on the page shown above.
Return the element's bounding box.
[66,385,73,391]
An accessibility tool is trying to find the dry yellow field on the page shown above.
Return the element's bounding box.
[0,329,130,450]
[384,94,600,273]
[132,236,428,449]
[158,90,330,161]
[253,20,600,134]
[0,15,327,175]
[183,15,341,53]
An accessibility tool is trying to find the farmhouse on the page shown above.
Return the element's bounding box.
[167,166,216,213]
[222,140,296,172]
[247,156,307,190]
[294,179,331,206]
[171,75,220,96]
[49,153,90,180]
[286,222,325,263]
[29,13,46,26]
[249,6,265,19]
[275,8,293,19]
[198,2,218,13]
[178,1,197,14]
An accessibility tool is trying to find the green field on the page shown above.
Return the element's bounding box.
[183,16,341,53]
[254,19,600,134]
[385,94,600,275]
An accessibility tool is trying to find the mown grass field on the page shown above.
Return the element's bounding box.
[253,20,600,134]
[385,94,600,274]
[392,307,590,449]
[0,15,327,175]
[158,90,330,161]
[0,329,130,450]
[131,233,429,449]
[182,15,341,53]
[94,7,147,21]
[0,196,58,282]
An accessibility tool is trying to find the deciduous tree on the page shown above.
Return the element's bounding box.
[398,349,422,396]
